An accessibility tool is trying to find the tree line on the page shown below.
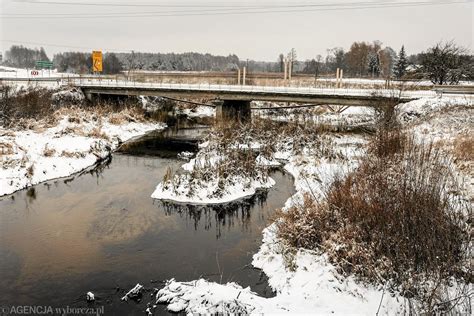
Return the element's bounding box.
[297,41,472,84]
[2,41,472,84]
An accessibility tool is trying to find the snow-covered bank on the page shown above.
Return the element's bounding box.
[396,97,473,202]
[155,133,406,314]
[155,97,472,314]
[0,110,165,196]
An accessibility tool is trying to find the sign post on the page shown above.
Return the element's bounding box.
[35,60,53,77]
[92,51,103,74]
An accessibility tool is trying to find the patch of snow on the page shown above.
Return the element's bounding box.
[177,151,194,161]
[86,292,95,302]
[121,284,144,302]
[396,97,472,124]
[151,174,275,205]
[52,88,85,107]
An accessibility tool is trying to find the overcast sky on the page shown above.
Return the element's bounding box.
[1,0,472,61]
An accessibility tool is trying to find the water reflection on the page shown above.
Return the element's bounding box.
[160,191,268,239]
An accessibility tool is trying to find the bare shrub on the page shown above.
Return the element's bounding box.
[276,131,471,313]
[0,86,55,127]
[453,134,473,162]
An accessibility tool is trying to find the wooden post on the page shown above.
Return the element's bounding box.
[283,59,288,80]
[339,69,343,88]
[237,68,241,85]
[243,66,246,85]
[336,68,340,88]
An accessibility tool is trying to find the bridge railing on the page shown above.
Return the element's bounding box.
[63,77,442,99]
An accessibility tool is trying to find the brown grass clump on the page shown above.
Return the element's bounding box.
[0,142,14,156]
[42,145,56,157]
[87,127,109,140]
[453,134,473,162]
[26,163,34,178]
[60,150,85,158]
[1,86,54,127]
[276,130,471,313]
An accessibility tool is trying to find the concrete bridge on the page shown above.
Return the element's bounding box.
[70,79,438,122]
[2,77,471,122]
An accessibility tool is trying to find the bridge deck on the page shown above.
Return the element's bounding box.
[72,79,438,106]
[2,77,472,106]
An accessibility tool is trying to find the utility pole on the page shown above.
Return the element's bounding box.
[283,58,288,80]
[237,68,241,85]
[243,66,246,85]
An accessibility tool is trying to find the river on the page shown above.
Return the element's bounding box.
[0,126,295,315]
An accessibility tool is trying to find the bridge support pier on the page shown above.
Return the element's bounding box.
[215,100,251,123]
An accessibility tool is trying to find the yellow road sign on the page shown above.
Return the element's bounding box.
[92,51,103,72]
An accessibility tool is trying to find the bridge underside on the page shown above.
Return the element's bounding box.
[82,87,408,123]
[82,87,405,106]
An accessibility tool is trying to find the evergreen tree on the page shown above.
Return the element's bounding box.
[394,45,408,79]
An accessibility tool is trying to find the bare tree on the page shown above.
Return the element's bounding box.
[287,48,297,75]
[278,53,285,72]
[421,41,468,85]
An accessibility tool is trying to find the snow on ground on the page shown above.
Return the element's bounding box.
[0,66,74,79]
[152,147,275,204]
[155,96,473,314]
[0,112,165,196]
[253,101,377,127]
[151,173,275,204]
[397,96,472,125]
[155,131,406,314]
[396,97,473,202]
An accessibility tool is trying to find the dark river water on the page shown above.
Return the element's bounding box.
[0,126,295,315]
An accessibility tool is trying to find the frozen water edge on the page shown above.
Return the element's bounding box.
[0,116,166,197]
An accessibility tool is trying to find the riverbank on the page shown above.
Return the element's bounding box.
[155,97,472,315]
[0,107,165,196]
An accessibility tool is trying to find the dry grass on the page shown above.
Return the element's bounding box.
[26,163,34,178]
[1,86,150,130]
[1,86,55,128]
[60,150,85,158]
[276,130,472,313]
[453,134,473,162]
[0,141,14,156]
[87,126,110,140]
[42,145,56,157]
[163,117,340,198]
